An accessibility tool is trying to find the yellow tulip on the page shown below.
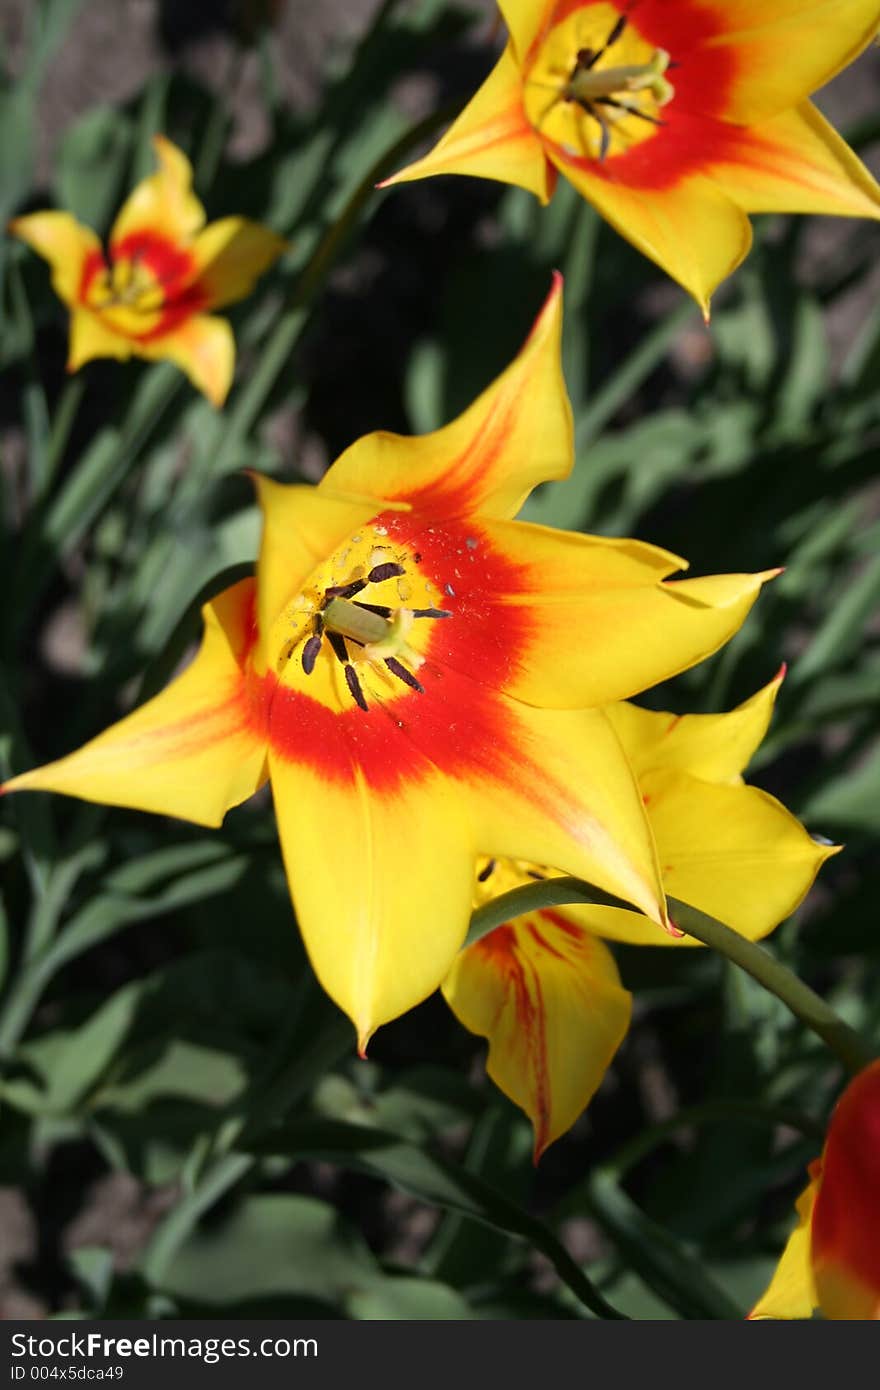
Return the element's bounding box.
[9,135,286,406]
[1,278,775,1049]
[382,0,880,314]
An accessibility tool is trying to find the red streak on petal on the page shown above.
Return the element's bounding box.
[812,1061,880,1296]
[475,923,552,1161]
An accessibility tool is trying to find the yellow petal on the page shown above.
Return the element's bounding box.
[749,1180,819,1320]
[605,670,785,785]
[0,581,266,827]
[697,0,880,123]
[497,0,556,65]
[380,44,554,205]
[323,276,571,519]
[476,516,776,707]
[9,211,104,307]
[189,216,287,309]
[641,768,840,940]
[268,753,475,1050]
[67,308,132,370]
[252,476,398,659]
[110,134,205,248]
[549,160,752,317]
[139,313,235,407]
[443,911,631,1158]
[712,102,880,219]
[463,702,666,929]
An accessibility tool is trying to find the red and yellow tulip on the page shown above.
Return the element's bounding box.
[9,135,286,406]
[444,672,838,1158]
[751,1060,880,1320]
[0,279,776,1049]
[383,0,880,313]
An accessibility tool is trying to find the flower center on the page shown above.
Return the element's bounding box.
[269,521,452,713]
[89,253,165,315]
[523,5,674,163]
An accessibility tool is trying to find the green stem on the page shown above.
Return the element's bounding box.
[467,878,877,1076]
[42,377,86,496]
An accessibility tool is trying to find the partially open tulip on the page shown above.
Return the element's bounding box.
[751,1060,880,1320]
[444,672,837,1157]
[9,135,286,406]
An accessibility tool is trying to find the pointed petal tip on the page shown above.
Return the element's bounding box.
[775,661,788,684]
[357,1023,374,1059]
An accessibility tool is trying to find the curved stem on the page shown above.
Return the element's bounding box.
[466,878,877,1076]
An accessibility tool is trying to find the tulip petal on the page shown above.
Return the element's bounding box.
[110,135,205,248]
[639,768,840,940]
[605,671,784,785]
[548,159,752,315]
[462,703,666,929]
[474,517,775,707]
[694,0,880,123]
[497,0,556,65]
[9,211,104,307]
[139,312,235,407]
[444,912,631,1158]
[380,44,554,205]
[324,276,571,519]
[189,216,287,309]
[0,581,266,826]
[812,1062,880,1320]
[268,753,475,1050]
[67,308,132,370]
[711,102,880,219]
[252,476,399,657]
[749,1180,819,1320]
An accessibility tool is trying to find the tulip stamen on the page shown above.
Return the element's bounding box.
[385,657,425,694]
[291,547,453,709]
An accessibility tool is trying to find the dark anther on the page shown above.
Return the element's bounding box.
[527,869,547,881]
[413,552,422,562]
[324,578,367,600]
[576,45,596,68]
[345,664,369,711]
[368,561,406,584]
[301,633,323,675]
[411,607,452,619]
[327,631,349,665]
[477,859,496,883]
[596,95,665,126]
[385,657,424,694]
[605,12,628,50]
[352,600,392,618]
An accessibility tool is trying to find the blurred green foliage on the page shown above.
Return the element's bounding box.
[0,0,878,1320]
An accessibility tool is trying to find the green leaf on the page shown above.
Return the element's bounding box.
[56,106,133,231]
[252,1116,622,1318]
[163,1193,377,1309]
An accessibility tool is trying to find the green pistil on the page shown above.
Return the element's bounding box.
[567,47,674,107]
[322,596,389,645]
